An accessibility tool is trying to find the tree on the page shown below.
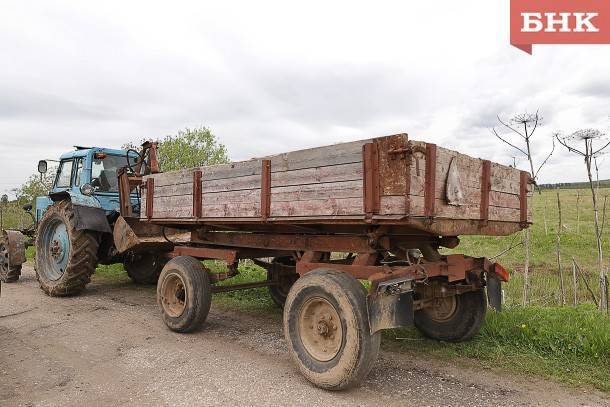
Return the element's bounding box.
[557,129,610,312]
[491,111,555,306]
[14,169,55,206]
[124,127,230,171]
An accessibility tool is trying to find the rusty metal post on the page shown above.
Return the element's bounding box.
[261,159,271,220]
[480,160,491,221]
[193,169,202,218]
[362,142,380,218]
[424,143,437,218]
[520,171,529,224]
[145,178,154,221]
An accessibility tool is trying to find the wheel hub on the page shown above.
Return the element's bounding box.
[40,218,71,281]
[298,297,343,362]
[50,240,63,260]
[427,295,458,322]
[160,273,187,318]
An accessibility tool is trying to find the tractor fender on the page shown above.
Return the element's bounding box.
[48,192,112,234]
[2,230,26,267]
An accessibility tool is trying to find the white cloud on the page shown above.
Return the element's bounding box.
[1,0,609,197]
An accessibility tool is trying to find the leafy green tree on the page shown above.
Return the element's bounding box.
[124,127,230,171]
[14,169,55,206]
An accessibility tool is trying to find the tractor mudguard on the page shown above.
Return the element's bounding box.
[49,191,102,208]
[72,205,112,234]
[48,192,112,234]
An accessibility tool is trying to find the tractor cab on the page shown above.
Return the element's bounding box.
[35,147,140,222]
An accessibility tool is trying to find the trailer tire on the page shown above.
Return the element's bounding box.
[283,268,380,390]
[125,251,166,285]
[268,256,299,308]
[157,256,212,333]
[35,201,99,296]
[414,289,487,342]
[0,236,21,283]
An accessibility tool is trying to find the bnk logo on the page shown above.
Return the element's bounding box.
[521,12,599,33]
[510,0,610,54]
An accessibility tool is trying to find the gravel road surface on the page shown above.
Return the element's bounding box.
[0,266,607,407]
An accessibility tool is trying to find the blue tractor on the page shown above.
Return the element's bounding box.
[0,143,168,295]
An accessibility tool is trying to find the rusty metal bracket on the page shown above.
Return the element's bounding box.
[480,160,491,221]
[145,178,154,221]
[193,169,202,218]
[424,143,437,218]
[363,142,380,218]
[171,245,238,265]
[261,159,271,221]
[519,171,529,225]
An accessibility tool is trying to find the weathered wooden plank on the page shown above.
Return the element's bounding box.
[145,159,262,187]
[266,139,368,172]
[272,180,362,202]
[380,195,532,221]
[149,161,364,198]
[270,197,363,217]
[272,162,363,187]
[202,189,261,204]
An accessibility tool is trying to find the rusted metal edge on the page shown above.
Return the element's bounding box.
[261,159,271,221]
[480,160,491,221]
[404,141,412,216]
[192,169,202,218]
[145,178,154,221]
[171,245,238,264]
[362,142,380,218]
[424,143,437,218]
[520,171,529,224]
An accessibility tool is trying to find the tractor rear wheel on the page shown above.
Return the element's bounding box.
[35,201,99,296]
[124,251,166,285]
[0,236,21,283]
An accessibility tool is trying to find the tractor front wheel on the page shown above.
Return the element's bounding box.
[0,236,21,283]
[35,201,99,296]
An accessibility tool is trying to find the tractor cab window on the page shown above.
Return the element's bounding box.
[74,158,84,186]
[55,160,73,188]
[91,154,135,193]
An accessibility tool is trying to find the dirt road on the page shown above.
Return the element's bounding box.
[0,266,607,407]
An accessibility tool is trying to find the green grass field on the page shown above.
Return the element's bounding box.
[452,187,609,307]
[9,187,610,392]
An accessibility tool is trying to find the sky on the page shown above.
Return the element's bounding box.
[1,0,609,197]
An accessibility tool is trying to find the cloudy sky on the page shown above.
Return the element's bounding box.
[1,1,609,197]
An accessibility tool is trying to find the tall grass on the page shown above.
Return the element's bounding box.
[450,188,610,306]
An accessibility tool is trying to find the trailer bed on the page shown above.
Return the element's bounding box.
[139,133,532,237]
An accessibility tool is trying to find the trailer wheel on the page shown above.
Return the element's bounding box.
[268,256,299,308]
[414,289,487,342]
[283,268,380,390]
[35,201,99,296]
[157,256,212,333]
[124,251,166,285]
[0,237,21,283]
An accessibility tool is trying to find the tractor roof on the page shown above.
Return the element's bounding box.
[58,147,132,160]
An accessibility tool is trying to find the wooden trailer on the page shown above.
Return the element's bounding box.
[115,133,532,390]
